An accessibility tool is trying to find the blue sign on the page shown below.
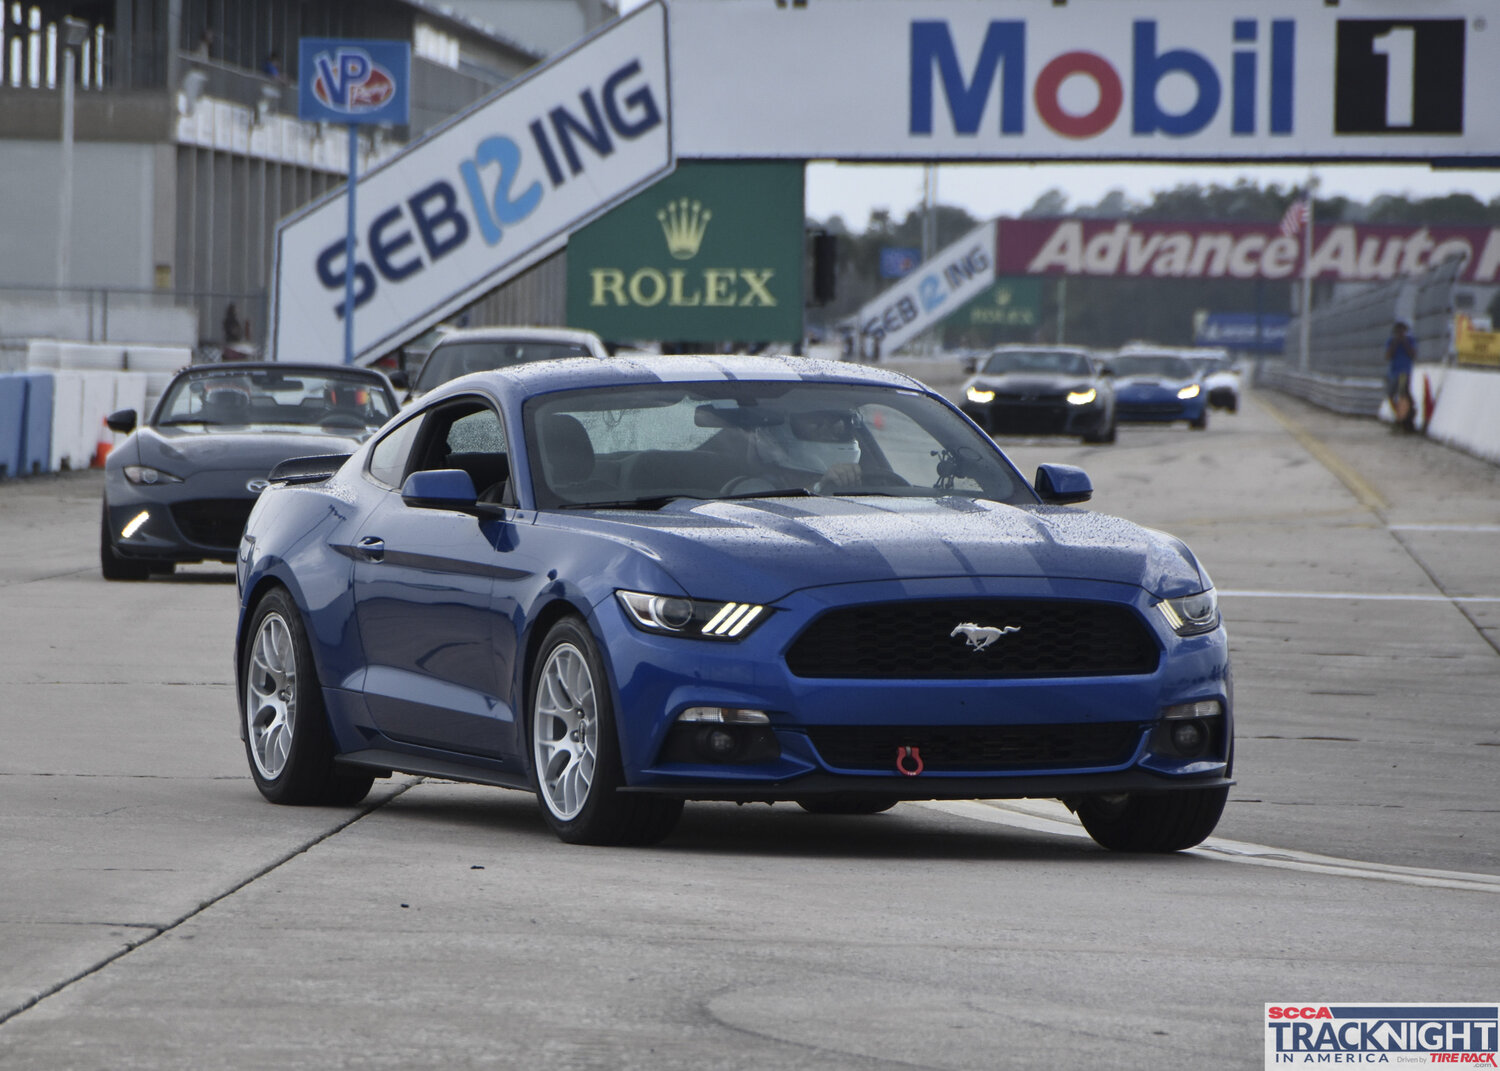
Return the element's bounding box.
[880,247,921,279]
[1195,312,1289,353]
[298,39,410,125]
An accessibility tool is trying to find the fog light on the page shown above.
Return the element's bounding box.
[704,729,737,756]
[677,707,769,724]
[1170,720,1207,755]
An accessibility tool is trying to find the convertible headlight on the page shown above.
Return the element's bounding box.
[123,465,183,485]
[966,387,995,404]
[1066,388,1097,406]
[1177,383,1202,400]
[616,590,769,641]
[1156,589,1220,636]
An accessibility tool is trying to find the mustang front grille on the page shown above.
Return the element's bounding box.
[784,599,1159,679]
[805,723,1144,772]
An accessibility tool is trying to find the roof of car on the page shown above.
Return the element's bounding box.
[422,353,924,404]
[428,326,605,349]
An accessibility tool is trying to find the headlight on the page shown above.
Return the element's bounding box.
[1156,589,1220,636]
[966,387,995,404]
[123,465,183,485]
[1066,388,1097,406]
[616,590,769,641]
[1177,383,1201,400]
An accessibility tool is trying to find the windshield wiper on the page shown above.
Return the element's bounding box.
[718,487,817,501]
[157,417,219,426]
[557,495,695,511]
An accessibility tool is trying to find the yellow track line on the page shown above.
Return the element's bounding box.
[1254,393,1389,515]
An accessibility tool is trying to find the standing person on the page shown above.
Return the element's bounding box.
[1384,320,1417,432]
[223,303,243,344]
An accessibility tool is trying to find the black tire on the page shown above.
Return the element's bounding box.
[241,587,373,806]
[528,617,682,846]
[795,794,899,815]
[100,505,150,581]
[1189,411,1209,431]
[1073,786,1228,852]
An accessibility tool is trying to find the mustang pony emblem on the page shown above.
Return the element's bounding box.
[950,623,1020,651]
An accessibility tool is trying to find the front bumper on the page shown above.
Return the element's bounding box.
[961,398,1110,437]
[1115,390,1206,423]
[104,470,266,563]
[596,575,1233,801]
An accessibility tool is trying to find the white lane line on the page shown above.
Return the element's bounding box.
[914,799,1500,894]
[1219,590,1500,604]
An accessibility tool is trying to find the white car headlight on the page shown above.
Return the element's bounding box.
[1156,589,1220,636]
[123,465,184,485]
[1177,384,1201,400]
[966,387,996,404]
[616,590,769,641]
[1066,388,1097,406]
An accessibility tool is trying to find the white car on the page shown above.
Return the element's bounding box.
[404,326,610,402]
[1182,348,1242,413]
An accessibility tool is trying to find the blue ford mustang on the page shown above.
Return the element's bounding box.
[235,356,1232,850]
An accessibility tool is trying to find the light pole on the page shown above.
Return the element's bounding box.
[56,16,90,294]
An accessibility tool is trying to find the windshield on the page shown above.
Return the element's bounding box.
[155,368,394,428]
[524,381,1032,510]
[981,350,1093,377]
[414,340,596,393]
[1110,354,1194,379]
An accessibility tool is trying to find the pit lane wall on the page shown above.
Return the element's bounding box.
[0,342,190,478]
[1419,367,1500,465]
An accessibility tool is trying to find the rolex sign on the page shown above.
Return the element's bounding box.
[566,162,804,342]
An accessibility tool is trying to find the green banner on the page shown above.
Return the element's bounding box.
[566,161,804,343]
[963,277,1042,334]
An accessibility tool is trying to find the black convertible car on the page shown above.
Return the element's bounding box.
[100,362,397,580]
[960,346,1116,443]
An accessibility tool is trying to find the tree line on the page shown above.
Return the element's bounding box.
[806,181,1500,351]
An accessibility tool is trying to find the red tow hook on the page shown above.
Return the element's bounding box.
[896,746,924,777]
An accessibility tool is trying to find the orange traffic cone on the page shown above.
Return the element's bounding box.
[93,418,112,468]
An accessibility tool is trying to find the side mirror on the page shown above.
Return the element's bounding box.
[401,468,478,511]
[106,408,137,435]
[1035,463,1093,505]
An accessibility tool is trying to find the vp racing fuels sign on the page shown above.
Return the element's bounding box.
[271,3,671,366]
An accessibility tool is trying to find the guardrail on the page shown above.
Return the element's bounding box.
[1254,361,1386,416]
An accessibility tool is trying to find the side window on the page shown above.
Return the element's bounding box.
[446,408,507,454]
[410,399,513,505]
[367,415,422,489]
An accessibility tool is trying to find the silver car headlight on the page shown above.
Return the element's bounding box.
[1156,589,1219,636]
[966,386,995,404]
[123,465,184,485]
[616,590,769,641]
[1066,388,1097,405]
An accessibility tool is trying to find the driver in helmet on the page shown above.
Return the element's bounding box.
[753,407,863,488]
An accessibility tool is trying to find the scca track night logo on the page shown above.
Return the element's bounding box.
[1265,1005,1499,1067]
[310,48,396,115]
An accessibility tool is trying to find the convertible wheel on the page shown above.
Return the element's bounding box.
[1072,786,1228,852]
[1189,412,1209,431]
[529,617,682,846]
[99,506,150,582]
[242,588,373,806]
[795,794,899,815]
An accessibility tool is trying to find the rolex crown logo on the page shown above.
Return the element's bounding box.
[658,198,712,260]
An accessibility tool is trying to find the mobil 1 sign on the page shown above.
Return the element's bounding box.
[271,3,671,366]
[667,1,1498,161]
[565,162,804,343]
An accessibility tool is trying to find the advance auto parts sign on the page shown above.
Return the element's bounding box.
[566,162,803,342]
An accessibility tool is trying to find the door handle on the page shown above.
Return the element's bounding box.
[356,536,385,562]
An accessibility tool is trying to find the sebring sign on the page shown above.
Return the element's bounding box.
[271,4,671,366]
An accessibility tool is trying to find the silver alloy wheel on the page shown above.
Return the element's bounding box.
[533,642,598,820]
[246,611,297,781]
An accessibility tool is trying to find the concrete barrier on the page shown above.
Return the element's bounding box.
[0,375,24,478]
[18,373,54,476]
[1426,368,1500,465]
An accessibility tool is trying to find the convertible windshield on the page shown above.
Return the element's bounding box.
[981,350,1093,377]
[524,381,1031,510]
[156,369,394,428]
[1110,354,1194,380]
[414,341,595,394]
